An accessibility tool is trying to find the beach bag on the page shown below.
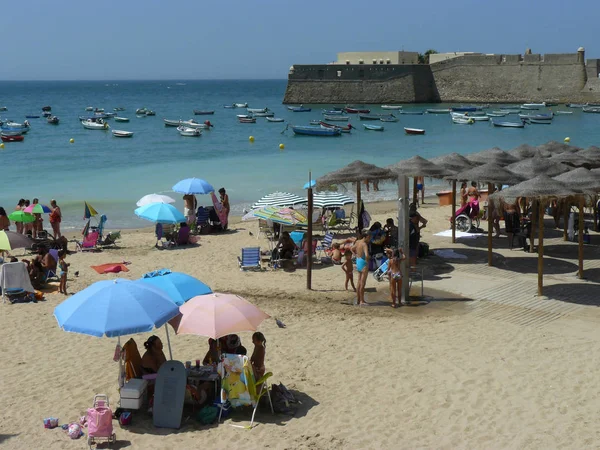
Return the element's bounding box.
[196,406,218,424]
[87,404,113,438]
[119,412,132,426]
[43,417,59,429]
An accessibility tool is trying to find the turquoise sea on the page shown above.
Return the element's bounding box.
[1,79,599,231]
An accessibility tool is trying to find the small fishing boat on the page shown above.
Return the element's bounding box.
[182,119,213,129]
[452,116,474,124]
[115,117,130,122]
[236,114,253,119]
[518,113,553,120]
[544,102,558,107]
[291,125,341,136]
[332,106,344,111]
[468,115,489,121]
[0,107,8,111]
[85,106,94,111]
[253,112,275,117]
[112,130,134,137]
[554,111,573,115]
[381,105,403,110]
[2,121,30,134]
[320,121,353,133]
[114,107,126,111]
[104,112,116,118]
[427,108,451,114]
[1,134,24,142]
[522,103,546,108]
[566,103,586,108]
[247,108,269,113]
[404,127,425,135]
[81,118,109,130]
[177,126,202,136]
[235,103,248,108]
[345,107,370,114]
[520,105,539,110]
[193,110,215,115]
[322,110,343,115]
[486,113,507,117]
[42,111,52,117]
[582,107,600,113]
[363,124,384,131]
[288,106,312,112]
[25,115,40,119]
[164,118,182,127]
[1,129,25,136]
[224,105,235,109]
[359,114,394,120]
[47,116,59,124]
[323,115,350,121]
[95,108,105,113]
[380,116,399,122]
[145,110,156,116]
[492,120,525,128]
[238,117,256,123]
[41,106,51,112]
[451,106,477,112]
[136,107,148,115]
[497,109,520,114]
[266,117,285,122]
[525,118,553,124]
[309,120,321,125]
[398,110,424,115]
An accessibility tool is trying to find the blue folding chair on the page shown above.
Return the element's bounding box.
[290,231,305,248]
[316,232,334,257]
[238,247,262,271]
[196,207,210,232]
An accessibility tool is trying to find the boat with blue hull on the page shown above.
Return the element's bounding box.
[291,125,341,136]
[288,106,312,112]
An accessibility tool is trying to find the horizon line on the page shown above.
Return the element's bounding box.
[0,78,288,82]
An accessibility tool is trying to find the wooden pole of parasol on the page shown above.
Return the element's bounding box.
[563,200,569,241]
[399,175,410,303]
[356,182,361,230]
[594,195,598,232]
[451,180,457,244]
[530,199,536,253]
[412,177,418,205]
[307,171,313,290]
[537,200,544,296]
[487,182,494,266]
[578,196,584,279]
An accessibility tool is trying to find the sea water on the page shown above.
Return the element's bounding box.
[1,79,599,230]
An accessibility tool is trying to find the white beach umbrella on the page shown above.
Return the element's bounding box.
[251,192,307,209]
[312,191,354,208]
[136,193,176,207]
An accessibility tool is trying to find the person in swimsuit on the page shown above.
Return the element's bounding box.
[467,182,480,202]
[341,250,356,291]
[219,188,230,229]
[459,182,468,207]
[183,194,197,227]
[14,199,25,234]
[141,335,167,374]
[352,230,370,305]
[330,242,342,264]
[250,332,266,382]
[0,207,10,231]
[386,247,406,308]
[58,250,69,294]
[416,176,425,204]
[49,199,62,239]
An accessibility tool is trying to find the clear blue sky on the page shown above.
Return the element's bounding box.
[3,0,598,80]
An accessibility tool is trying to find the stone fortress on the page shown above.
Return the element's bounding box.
[283,48,600,104]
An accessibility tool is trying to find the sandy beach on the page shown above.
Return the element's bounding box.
[3,199,600,449]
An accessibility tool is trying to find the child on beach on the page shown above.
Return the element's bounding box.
[386,248,406,308]
[331,242,342,264]
[250,332,266,382]
[341,250,356,292]
[58,250,69,294]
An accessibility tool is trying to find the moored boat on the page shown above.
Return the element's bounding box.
[380,116,399,122]
[238,117,257,123]
[164,118,182,127]
[112,129,134,137]
[47,116,59,124]
[193,110,215,115]
[452,116,474,124]
[520,105,540,110]
[451,106,477,112]
[363,124,384,131]
[41,106,51,112]
[582,107,600,113]
[291,125,341,136]
[345,107,370,114]
[145,110,156,116]
[518,113,553,120]
[491,120,525,128]
[566,103,586,108]
[114,117,130,122]
[25,115,40,119]
[287,106,312,112]
[114,107,126,111]
[320,121,353,133]
[486,112,507,117]
[322,110,343,115]
[1,134,24,142]
[177,126,202,136]
[0,106,8,111]
[135,107,148,115]
[404,127,425,135]
[42,111,52,117]
[399,110,424,115]
[381,105,403,110]
[247,108,269,113]
[525,118,553,124]
[323,115,350,121]
[253,112,275,117]
[554,111,573,115]
[181,119,213,129]
[235,103,248,108]
[266,117,285,122]
[468,115,489,121]
[81,118,109,130]
[85,106,94,111]
[427,108,451,114]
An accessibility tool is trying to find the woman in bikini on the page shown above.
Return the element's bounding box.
[459,182,468,207]
[49,199,62,239]
[352,230,371,306]
[141,335,167,375]
[386,248,406,308]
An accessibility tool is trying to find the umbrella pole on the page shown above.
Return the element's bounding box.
[563,200,569,241]
[487,183,493,267]
[594,195,598,232]
[307,172,313,290]
[451,180,457,244]
[356,182,361,230]
[530,199,536,254]
[538,200,544,296]
[165,324,173,360]
[398,175,410,303]
[578,196,584,279]
[412,177,418,205]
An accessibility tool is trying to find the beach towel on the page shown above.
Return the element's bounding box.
[210,192,228,228]
[142,268,171,278]
[91,263,130,274]
[122,338,143,381]
[1,262,35,296]
[434,230,486,239]
[218,354,254,408]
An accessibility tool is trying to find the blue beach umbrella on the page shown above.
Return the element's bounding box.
[140,271,212,306]
[54,279,179,338]
[135,202,185,224]
[172,178,214,195]
[304,180,316,189]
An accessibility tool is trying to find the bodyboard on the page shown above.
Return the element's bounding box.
[153,360,186,429]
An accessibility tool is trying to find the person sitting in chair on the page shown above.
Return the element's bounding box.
[274,231,296,260]
[141,335,167,375]
[177,222,190,245]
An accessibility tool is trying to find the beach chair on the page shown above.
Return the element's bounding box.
[196,207,210,233]
[238,247,262,271]
[316,232,334,258]
[1,262,35,303]
[76,231,99,252]
[257,219,274,242]
[289,231,305,248]
[217,353,274,429]
[122,338,143,381]
[98,231,121,248]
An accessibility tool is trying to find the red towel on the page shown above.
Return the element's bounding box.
[91,263,130,274]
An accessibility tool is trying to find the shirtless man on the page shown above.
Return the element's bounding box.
[467,181,480,201]
[183,194,197,226]
[352,230,371,306]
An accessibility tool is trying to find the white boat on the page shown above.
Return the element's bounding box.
[323,115,350,121]
[253,112,275,117]
[164,118,182,127]
[112,130,134,138]
[247,108,268,113]
[452,116,474,124]
[181,119,211,129]
[136,107,148,115]
[95,108,105,113]
[177,126,202,137]
[522,103,546,108]
[469,115,489,121]
[114,117,130,122]
[81,118,109,130]
[235,103,248,108]
[554,111,573,115]
[381,105,403,110]
[0,106,8,111]
[145,110,156,116]
[266,117,284,122]
[85,106,94,111]
[486,112,507,117]
[236,114,252,119]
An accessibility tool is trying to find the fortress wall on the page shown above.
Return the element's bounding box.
[283,65,438,104]
[430,54,587,102]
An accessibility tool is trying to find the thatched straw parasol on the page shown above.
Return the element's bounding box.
[507,143,540,160]
[536,140,581,157]
[448,163,523,184]
[316,160,394,187]
[547,151,594,168]
[466,147,519,166]
[553,167,600,193]
[505,156,570,179]
[490,175,584,295]
[429,152,473,174]
[386,155,449,177]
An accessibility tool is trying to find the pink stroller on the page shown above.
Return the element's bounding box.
[453,200,481,232]
[87,394,116,447]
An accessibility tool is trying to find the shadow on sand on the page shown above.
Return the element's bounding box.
[543,283,600,306]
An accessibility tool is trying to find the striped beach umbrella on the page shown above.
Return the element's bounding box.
[251,192,307,209]
[312,191,354,208]
[84,201,98,219]
[250,207,307,225]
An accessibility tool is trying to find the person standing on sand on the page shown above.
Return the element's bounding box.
[341,250,356,292]
[352,230,370,306]
[183,194,197,227]
[459,182,468,207]
[14,199,25,234]
[218,188,230,219]
[49,199,62,239]
[416,176,425,204]
[0,207,10,231]
[32,198,42,238]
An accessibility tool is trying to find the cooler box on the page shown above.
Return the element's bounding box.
[120,379,148,410]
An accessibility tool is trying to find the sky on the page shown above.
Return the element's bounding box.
[2,0,599,80]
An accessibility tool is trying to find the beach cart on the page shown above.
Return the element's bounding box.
[87,394,116,447]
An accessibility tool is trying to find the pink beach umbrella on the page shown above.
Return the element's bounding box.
[170,293,270,339]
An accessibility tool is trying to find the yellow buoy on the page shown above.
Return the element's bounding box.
[0,143,4,149]
[564,137,571,143]
[279,143,285,150]
[69,138,75,143]
[249,136,254,142]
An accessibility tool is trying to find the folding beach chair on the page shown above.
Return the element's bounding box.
[196,207,210,233]
[238,247,262,271]
[98,231,121,248]
[76,231,99,252]
[316,232,334,258]
[122,338,143,382]
[217,353,274,429]
[1,262,35,303]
